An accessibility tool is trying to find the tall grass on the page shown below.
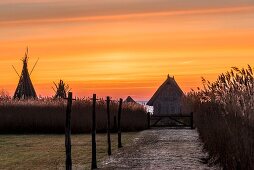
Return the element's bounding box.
[187,65,254,169]
[0,98,148,133]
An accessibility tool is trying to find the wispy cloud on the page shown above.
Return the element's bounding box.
[1,0,254,23]
[1,5,254,25]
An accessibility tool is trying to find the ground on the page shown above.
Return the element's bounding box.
[0,129,221,170]
[100,128,221,170]
[0,133,137,170]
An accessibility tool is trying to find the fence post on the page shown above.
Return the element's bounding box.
[190,112,194,129]
[106,96,112,156]
[65,92,73,170]
[118,98,123,148]
[147,112,151,129]
[91,94,97,169]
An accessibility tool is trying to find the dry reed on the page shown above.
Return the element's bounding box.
[0,98,148,133]
[186,65,254,170]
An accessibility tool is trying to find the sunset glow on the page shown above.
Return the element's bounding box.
[1,0,254,100]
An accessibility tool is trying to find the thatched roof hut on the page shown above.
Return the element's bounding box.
[147,75,184,115]
[124,96,136,103]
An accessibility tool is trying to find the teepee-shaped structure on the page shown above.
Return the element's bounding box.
[52,80,71,99]
[13,48,37,99]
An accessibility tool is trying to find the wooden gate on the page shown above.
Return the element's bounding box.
[148,112,194,129]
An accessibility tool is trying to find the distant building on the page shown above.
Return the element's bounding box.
[147,75,184,115]
[124,96,136,103]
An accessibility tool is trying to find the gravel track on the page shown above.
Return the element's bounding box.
[100,128,220,170]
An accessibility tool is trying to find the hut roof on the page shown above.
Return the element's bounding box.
[147,75,184,106]
[124,96,136,103]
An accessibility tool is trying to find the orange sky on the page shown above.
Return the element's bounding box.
[1,0,254,100]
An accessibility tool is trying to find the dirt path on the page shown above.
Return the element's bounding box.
[100,128,220,170]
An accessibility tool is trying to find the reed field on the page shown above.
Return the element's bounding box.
[186,65,254,170]
[0,98,148,133]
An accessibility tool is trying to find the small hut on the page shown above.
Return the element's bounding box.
[147,75,184,115]
[124,96,136,103]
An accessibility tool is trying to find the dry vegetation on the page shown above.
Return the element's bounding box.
[0,98,148,133]
[186,65,254,170]
[0,133,137,169]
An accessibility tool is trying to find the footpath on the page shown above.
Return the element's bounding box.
[100,128,220,170]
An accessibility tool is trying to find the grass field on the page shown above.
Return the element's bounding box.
[0,133,138,170]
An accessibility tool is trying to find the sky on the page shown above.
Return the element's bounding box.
[1,0,254,100]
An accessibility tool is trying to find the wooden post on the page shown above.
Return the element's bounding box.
[65,92,73,170]
[190,112,194,129]
[118,98,123,148]
[106,96,112,156]
[91,94,97,169]
[147,112,151,129]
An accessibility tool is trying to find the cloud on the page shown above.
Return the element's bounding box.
[1,0,254,23]
[1,5,254,25]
